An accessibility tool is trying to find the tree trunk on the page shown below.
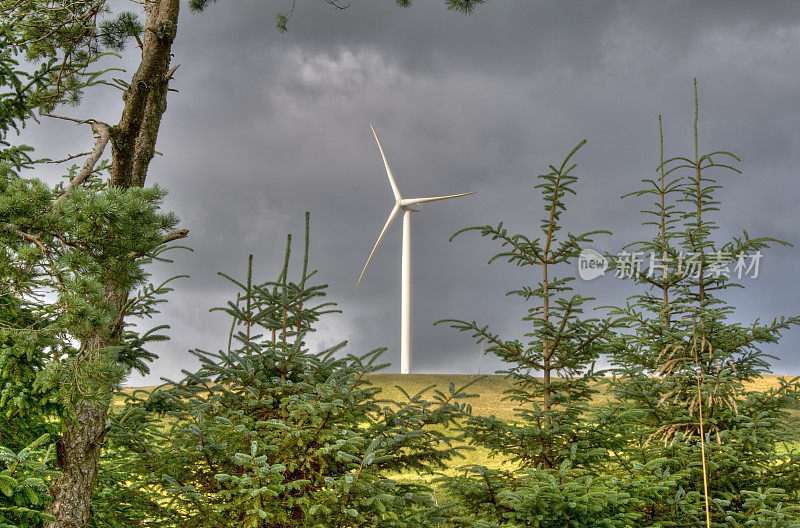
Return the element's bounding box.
[110,0,180,188]
[46,403,108,528]
[44,1,180,526]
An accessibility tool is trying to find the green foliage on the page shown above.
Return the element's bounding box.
[438,83,800,527]
[0,0,179,412]
[394,0,487,13]
[0,7,186,525]
[0,435,58,528]
[601,80,800,527]
[437,142,624,526]
[443,0,487,14]
[444,464,639,528]
[438,141,613,463]
[0,15,54,177]
[190,0,489,32]
[0,170,182,522]
[0,15,61,526]
[100,214,476,527]
[1,0,120,110]
[98,11,143,51]
[0,290,59,528]
[0,171,181,402]
[3,4,799,527]
[0,293,58,449]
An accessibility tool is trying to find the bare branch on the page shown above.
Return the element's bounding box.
[160,228,189,244]
[12,227,48,254]
[55,121,111,203]
[164,63,180,82]
[47,152,92,164]
[93,80,127,92]
[127,229,189,258]
[4,224,68,290]
[43,112,96,125]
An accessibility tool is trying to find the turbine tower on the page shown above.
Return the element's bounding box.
[356,125,474,374]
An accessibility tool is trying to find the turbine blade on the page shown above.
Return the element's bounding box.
[370,124,401,201]
[400,191,474,206]
[356,204,400,291]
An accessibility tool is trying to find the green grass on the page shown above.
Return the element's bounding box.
[120,373,799,424]
[362,373,797,419]
[359,373,800,479]
[365,373,516,421]
[118,373,800,479]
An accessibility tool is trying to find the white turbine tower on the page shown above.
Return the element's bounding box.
[356,124,474,374]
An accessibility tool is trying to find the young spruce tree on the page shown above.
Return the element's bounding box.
[103,213,478,528]
[437,142,630,527]
[602,80,800,527]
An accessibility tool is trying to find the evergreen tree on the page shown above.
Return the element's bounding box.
[602,80,800,527]
[102,214,477,528]
[0,2,188,525]
[437,142,629,527]
[0,15,63,527]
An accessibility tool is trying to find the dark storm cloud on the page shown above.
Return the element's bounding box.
[18,0,800,383]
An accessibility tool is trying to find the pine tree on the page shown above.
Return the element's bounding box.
[101,214,478,528]
[437,142,630,527]
[0,3,187,526]
[602,80,800,527]
[0,16,63,527]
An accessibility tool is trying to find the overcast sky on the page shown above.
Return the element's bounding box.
[21,0,800,384]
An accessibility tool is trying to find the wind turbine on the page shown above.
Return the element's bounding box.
[355,124,474,374]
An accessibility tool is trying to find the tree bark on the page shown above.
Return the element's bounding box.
[110,0,180,188]
[47,403,108,528]
[44,1,181,526]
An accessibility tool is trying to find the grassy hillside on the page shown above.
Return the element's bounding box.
[366,374,516,421]
[122,373,797,422]
[369,373,799,477]
[362,373,797,422]
[119,373,799,478]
